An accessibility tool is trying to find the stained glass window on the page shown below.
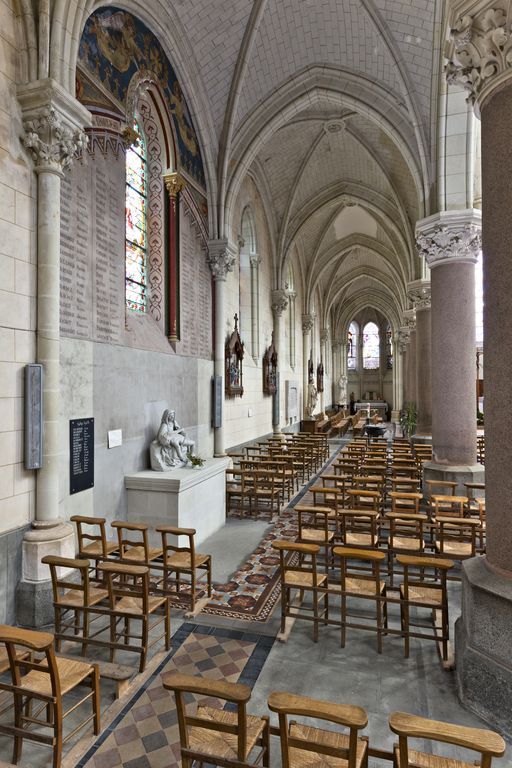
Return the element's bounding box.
[363,322,380,369]
[125,120,147,312]
[347,321,358,370]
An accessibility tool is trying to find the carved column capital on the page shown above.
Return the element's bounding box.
[207,239,237,281]
[249,254,262,269]
[301,314,315,334]
[18,79,90,175]
[446,3,512,114]
[402,309,416,331]
[320,328,330,345]
[398,327,411,352]
[271,289,289,317]
[164,171,186,199]
[332,340,342,353]
[416,210,482,269]
[408,280,431,311]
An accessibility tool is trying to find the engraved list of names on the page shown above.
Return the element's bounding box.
[60,145,125,344]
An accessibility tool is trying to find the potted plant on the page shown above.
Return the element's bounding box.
[187,452,205,468]
[400,403,417,438]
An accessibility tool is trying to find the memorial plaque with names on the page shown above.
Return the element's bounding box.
[70,418,94,494]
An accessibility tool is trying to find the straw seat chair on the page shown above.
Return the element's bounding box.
[42,555,108,654]
[386,511,428,586]
[268,691,368,768]
[155,525,212,612]
[389,711,505,768]
[70,515,118,566]
[272,541,328,642]
[97,561,170,672]
[337,509,380,549]
[0,625,100,768]
[111,520,163,565]
[333,546,388,653]
[397,554,454,660]
[434,517,479,563]
[295,506,336,570]
[162,671,270,768]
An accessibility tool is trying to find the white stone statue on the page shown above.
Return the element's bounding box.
[337,374,347,405]
[306,381,318,419]
[150,409,195,470]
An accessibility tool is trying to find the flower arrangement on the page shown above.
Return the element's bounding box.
[187,452,205,467]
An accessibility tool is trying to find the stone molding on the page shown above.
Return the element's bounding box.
[320,328,330,344]
[302,314,314,334]
[18,78,91,174]
[271,289,289,316]
[402,309,416,330]
[407,280,431,311]
[249,254,262,269]
[398,327,411,352]
[416,210,482,269]
[446,2,512,113]
[331,340,342,352]
[207,239,237,280]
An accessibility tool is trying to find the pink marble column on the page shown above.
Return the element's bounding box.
[416,212,481,466]
[481,85,512,574]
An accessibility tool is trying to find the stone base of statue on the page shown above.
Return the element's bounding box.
[124,457,230,547]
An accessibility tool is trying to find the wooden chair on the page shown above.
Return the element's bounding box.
[389,491,423,515]
[431,494,467,519]
[42,555,108,654]
[424,479,457,506]
[226,468,254,517]
[397,554,454,660]
[294,506,336,570]
[386,511,428,587]
[155,526,212,612]
[110,520,163,566]
[390,476,421,494]
[389,711,505,768]
[252,470,281,517]
[333,546,388,653]
[434,517,479,564]
[346,488,381,513]
[271,541,328,642]
[162,671,270,768]
[0,625,100,768]
[97,561,170,672]
[268,690,368,768]
[70,515,118,567]
[337,509,380,549]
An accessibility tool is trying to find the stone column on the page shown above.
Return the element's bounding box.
[403,310,417,407]
[319,328,329,417]
[408,281,431,440]
[332,341,341,405]
[16,81,90,625]
[417,212,483,488]
[207,239,236,456]
[271,289,289,434]
[446,5,512,736]
[302,314,314,418]
[250,254,261,360]
[288,292,296,369]
[391,331,405,422]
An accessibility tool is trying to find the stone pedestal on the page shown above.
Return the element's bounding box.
[423,461,484,496]
[456,557,512,739]
[125,457,230,548]
[17,521,76,627]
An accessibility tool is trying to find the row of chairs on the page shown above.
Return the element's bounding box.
[163,670,506,768]
[272,541,454,659]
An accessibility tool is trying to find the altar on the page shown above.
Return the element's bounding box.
[354,402,388,418]
[124,457,230,548]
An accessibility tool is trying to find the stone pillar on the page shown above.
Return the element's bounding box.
[417,211,483,490]
[332,341,341,405]
[402,310,416,407]
[16,80,90,625]
[408,281,431,439]
[288,292,296,369]
[446,5,512,736]
[302,314,314,418]
[271,289,289,434]
[250,254,261,360]
[319,328,329,417]
[207,239,236,456]
[391,331,405,422]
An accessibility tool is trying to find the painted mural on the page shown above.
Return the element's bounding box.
[78,7,205,187]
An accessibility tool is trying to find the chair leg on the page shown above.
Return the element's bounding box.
[207,559,212,598]
[82,609,89,656]
[341,593,347,648]
[92,666,101,735]
[52,699,63,768]
[165,599,171,651]
[312,588,319,643]
[190,568,196,612]
[402,602,410,658]
[109,615,116,663]
[139,617,148,673]
[12,693,23,764]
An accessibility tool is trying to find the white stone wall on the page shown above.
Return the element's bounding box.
[0,1,36,535]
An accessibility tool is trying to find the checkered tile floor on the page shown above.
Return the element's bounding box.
[76,624,274,768]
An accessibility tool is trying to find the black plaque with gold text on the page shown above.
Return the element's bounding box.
[70,418,94,494]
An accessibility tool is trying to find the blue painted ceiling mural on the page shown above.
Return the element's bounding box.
[78,7,205,188]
